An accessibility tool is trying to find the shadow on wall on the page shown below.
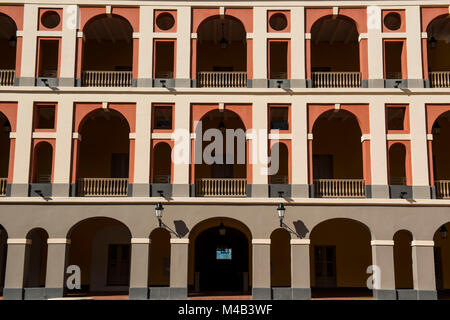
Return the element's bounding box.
[293,220,309,239]
[174,220,189,238]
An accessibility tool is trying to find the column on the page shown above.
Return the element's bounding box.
[173,100,190,197]
[412,240,437,300]
[53,97,74,197]
[405,6,424,88]
[251,97,268,197]
[370,240,396,300]
[367,6,384,88]
[3,239,30,300]
[10,97,33,197]
[291,100,308,198]
[136,6,153,87]
[129,238,150,299]
[176,6,192,87]
[369,100,389,198]
[291,7,306,88]
[18,4,38,86]
[169,238,188,299]
[59,5,77,86]
[291,239,311,300]
[45,238,70,299]
[251,7,266,88]
[133,100,151,196]
[252,239,271,300]
[410,100,431,199]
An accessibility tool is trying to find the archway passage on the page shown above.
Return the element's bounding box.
[427,16,450,87]
[189,218,251,297]
[431,111,450,198]
[388,143,407,185]
[32,142,53,183]
[0,112,11,182]
[393,230,413,292]
[0,13,17,73]
[269,143,289,185]
[0,225,7,296]
[270,229,291,287]
[66,217,131,298]
[310,219,373,299]
[149,228,170,288]
[152,143,172,184]
[24,229,48,290]
[434,222,450,299]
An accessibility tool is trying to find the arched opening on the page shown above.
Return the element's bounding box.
[427,15,450,87]
[149,228,170,295]
[152,143,172,184]
[66,217,131,297]
[23,228,48,292]
[312,110,365,198]
[0,112,11,191]
[270,228,291,297]
[393,230,413,294]
[31,142,53,183]
[0,225,7,296]
[434,222,450,299]
[196,16,247,87]
[82,15,133,87]
[0,13,17,85]
[188,217,251,297]
[77,109,130,196]
[310,16,360,88]
[194,109,247,197]
[269,143,289,185]
[431,111,450,198]
[310,218,372,299]
[388,143,407,185]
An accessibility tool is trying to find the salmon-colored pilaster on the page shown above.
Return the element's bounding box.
[305,39,311,79]
[191,38,197,79]
[422,38,429,80]
[75,36,83,79]
[362,140,372,185]
[132,38,139,79]
[70,138,79,184]
[427,140,434,185]
[308,139,313,184]
[246,139,252,184]
[190,138,195,184]
[359,38,369,80]
[14,36,22,78]
[247,39,253,79]
[129,139,135,183]
[7,139,15,184]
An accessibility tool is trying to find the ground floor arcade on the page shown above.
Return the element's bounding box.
[0,200,448,300]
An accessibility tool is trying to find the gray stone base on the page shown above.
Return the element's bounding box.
[2,288,23,300]
[389,185,413,199]
[368,79,385,88]
[132,183,150,197]
[252,287,271,300]
[58,78,76,87]
[153,78,175,88]
[373,289,396,300]
[271,287,292,300]
[396,289,416,300]
[417,290,437,300]
[17,77,35,86]
[175,79,191,88]
[135,78,152,87]
[268,79,290,88]
[129,287,148,300]
[24,287,46,300]
[36,77,59,88]
[250,79,267,88]
[385,79,408,89]
[169,287,187,300]
[251,184,268,198]
[370,185,390,199]
[173,184,190,197]
[149,286,170,300]
[52,183,71,197]
[290,79,307,88]
[292,184,309,198]
[292,288,312,300]
[151,184,173,197]
[269,184,291,198]
[10,183,29,197]
[407,79,425,88]
[45,287,64,299]
[412,185,432,199]
[365,185,372,198]
[29,183,52,198]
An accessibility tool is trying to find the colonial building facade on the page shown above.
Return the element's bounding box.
[0,0,449,301]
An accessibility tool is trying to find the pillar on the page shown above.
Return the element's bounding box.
[405,6,424,88]
[129,238,150,300]
[367,6,384,88]
[291,101,308,198]
[169,238,188,299]
[136,6,153,87]
[370,240,396,300]
[251,7,266,88]
[176,6,192,87]
[291,7,306,88]
[18,4,38,86]
[45,238,70,299]
[411,240,437,300]
[291,239,311,300]
[132,101,151,196]
[252,239,271,300]
[251,97,268,197]
[3,239,31,300]
[172,100,190,197]
[59,5,77,86]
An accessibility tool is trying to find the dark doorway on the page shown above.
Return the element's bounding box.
[314,245,337,288]
[194,225,249,293]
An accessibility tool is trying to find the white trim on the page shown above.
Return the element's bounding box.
[190,133,196,140]
[131,238,151,244]
[421,32,428,39]
[9,132,17,139]
[152,32,178,38]
[152,132,173,140]
[361,134,371,142]
[7,239,31,245]
[427,134,434,141]
[371,240,394,246]
[290,239,310,245]
[307,133,313,140]
[246,33,254,39]
[305,33,311,40]
[386,134,411,141]
[102,102,109,109]
[16,30,23,37]
[32,132,57,139]
[411,240,434,247]
[333,6,339,15]
[72,132,82,141]
[219,6,225,16]
[48,238,71,244]
[77,31,83,38]
[266,33,291,39]
[252,239,271,245]
[129,133,137,140]
[191,33,197,39]
[133,33,140,39]
[170,238,189,244]
[106,5,112,15]
[382,32,407,38]
[358,33,368,42]
[334,103,341,110]
[269,133,292,140]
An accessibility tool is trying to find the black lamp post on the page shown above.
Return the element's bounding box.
[277,191,286,227]
[440,225,448,240]
[155,190,164,227]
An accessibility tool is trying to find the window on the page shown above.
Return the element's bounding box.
[154,41,175,79]
[107,244,131,286]
[156,12,175,31]
[153,106,173,130]
[384,41,405,79]
[35,105,56,129]
[269,42,288,79]
[269,106,289,131]
[269,13,288,31]
[41,11,61,29]
[37,39,59,78]
[387,107,406,131]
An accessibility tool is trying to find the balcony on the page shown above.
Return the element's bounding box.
[435,180,450,199]
[0,70,14,86]
[314,179,365,198]
[197,71,247,88]
[82,71,132,87]
[196,178,247,197]
[0,178,6,196]
[312,72,361,88]
[77,178,128,197]
[429,72,450,88]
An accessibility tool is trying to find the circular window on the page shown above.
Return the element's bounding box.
[384,12,402,31]
[41,11,61,29]
[156,13,175,31]
[269,13,288,31]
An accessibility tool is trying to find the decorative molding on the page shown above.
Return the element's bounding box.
[252,239,271,245]
[129,132,137,140]
[131,238,151,244]
[9,132,16,139]
[152,132,173,140]
[170,238,189,244]
[307,133,313,140]
[290,239,310,245]
[191,33,197,39]
[411,240,434,247]
[132,32,140,39]
[32,132,57,139]
[305,33,311,40]
[361,134,371,142]
[427,134,434,141]
[72,132,82,141]
[421,32,428,39]
[48,238,71,244]
[7,239,31,245]
[371,240,394,246]
[386,134,411,141]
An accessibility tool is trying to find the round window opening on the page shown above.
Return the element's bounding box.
[156,13,175,31]
[384,12,402,31]
[41,11,61,29]
[269,13,288,31]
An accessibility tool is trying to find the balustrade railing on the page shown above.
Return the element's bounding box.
[435,180,450,199]
[196,178,247,197]
[197,71,247,88]
[312,72,361,88]
[314,179,365,198]
[0,70,14,86]
[82,71,132,87]
[0,178,7,196]
[78,178,128,197]
[430,72,450,88]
